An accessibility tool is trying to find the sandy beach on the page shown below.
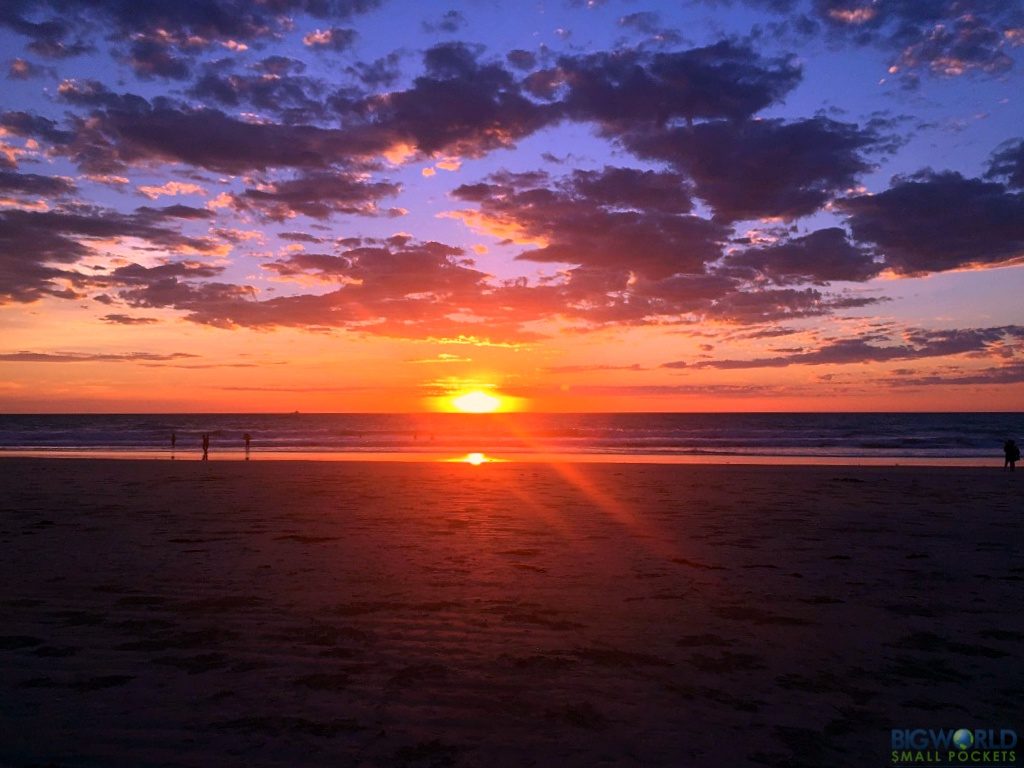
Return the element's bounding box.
[1,458,1021,768]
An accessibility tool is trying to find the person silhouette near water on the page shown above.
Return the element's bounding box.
[170,431,176,459]
[202,433,209,461]
[1004,439,1020,471]
[243,433,251,460]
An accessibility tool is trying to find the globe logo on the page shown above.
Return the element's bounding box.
[953,729,974,750]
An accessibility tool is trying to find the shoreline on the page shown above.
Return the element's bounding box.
[0,450,1003,466]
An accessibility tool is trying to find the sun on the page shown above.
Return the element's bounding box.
[428,382,525,413]
[449,390,502,413]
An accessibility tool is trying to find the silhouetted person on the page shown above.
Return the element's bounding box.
[202,433,209,461]
[1004,439,1020,471]
[171,431,176,451]
[243,432,251,460]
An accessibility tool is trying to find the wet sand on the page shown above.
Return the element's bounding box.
[1,458,1021,767]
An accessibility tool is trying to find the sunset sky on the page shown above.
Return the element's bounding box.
[1,0,1023,412]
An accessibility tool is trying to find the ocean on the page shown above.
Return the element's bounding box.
[0,412,1020,463]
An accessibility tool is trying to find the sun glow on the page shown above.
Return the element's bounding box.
[445,452,506,464]
[449,390,502,413]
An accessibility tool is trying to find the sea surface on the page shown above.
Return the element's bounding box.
[0,412,1020,462]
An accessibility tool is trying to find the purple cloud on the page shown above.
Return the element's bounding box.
[839,171,1024,275]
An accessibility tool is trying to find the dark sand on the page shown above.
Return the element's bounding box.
[1,458,1021,767]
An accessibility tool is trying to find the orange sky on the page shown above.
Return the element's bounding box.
[3,303,1023,412]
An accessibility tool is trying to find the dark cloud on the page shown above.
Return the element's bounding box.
[55,78,150,110]
[261,252,351,279]
[99,314,160,325]
[47,83,393,173]
[231,171,400,220]
[728,326,803,340]
[632,273,740,303]
[687,325,1024,368]
[988,140,1024,189]
[58,227,888,339]
[1,0,382,52]
[26,38,92,58]
[452,166,726,279]
[422,41,482,78]
[264,241,484,297]
[7,39,811,186]
[0,259,75,304]
[0,110,74,146]
[27,45,557,173]
[257,56,306,76]
[125,37,192,80]
[115,240,517,337]
[189,67,327,123]
[724,227,880,283]
[0,170,75,196]
[506,49,536,71]
[569,166,695,214]
[624,117,877,222]
[86,239,602,342]
[350,42,556,157]
[343,51,403,88]
[117,280,259,328]
[839,171,1024,275]
[134,204,215,221]
[450,165,892,326]
[703,286,880,323]
[279,231,324,243]
[577,255,869,336]
[3,10,93,59]
[0,350,196,362]
[0,206,221,303]
[534,41,801,128]
[889,363,1024,387]
[107,261,226,285]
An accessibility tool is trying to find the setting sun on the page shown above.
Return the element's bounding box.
[449,390,502,413]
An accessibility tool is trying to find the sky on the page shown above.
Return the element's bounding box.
[1,0,1023,413]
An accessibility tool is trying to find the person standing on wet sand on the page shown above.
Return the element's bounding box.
[202,433,209,461]
[1005,439,1020,471]
[243,433,251,460]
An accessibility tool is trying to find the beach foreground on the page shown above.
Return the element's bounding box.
[1,459,1021,768]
